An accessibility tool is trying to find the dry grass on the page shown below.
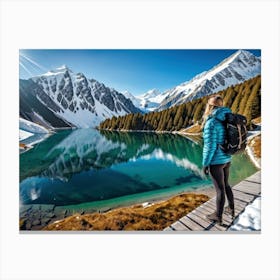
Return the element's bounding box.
[180,124,202,134]
[19,143,28,149]
[252,116,261,124]
[43,193,209,231]
[248,134,261,159]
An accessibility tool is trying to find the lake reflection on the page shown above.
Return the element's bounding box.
[20,129,257,207]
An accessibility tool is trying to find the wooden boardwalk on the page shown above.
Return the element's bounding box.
[164,171,261,232]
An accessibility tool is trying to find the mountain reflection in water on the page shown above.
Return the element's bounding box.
[20,129,257,206]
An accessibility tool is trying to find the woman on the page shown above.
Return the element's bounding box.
[202,95,235,225]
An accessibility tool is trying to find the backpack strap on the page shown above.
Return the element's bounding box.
[237,124,242,149]
[214,118,226,151]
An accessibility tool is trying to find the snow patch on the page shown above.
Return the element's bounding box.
[229,197,261,231]
[122,89,169,112]
[19,129,34,141]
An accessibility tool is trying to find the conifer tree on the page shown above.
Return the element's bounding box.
[173,105,184,127]
[177,116,184,130]
[237,85,250,115]
[231,90,242,113]
[223,86,236,107]
[244,81,261,128]
[166,117,173,131]
[193,102,204,123]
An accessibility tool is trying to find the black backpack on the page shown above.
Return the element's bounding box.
[219,113,247,155]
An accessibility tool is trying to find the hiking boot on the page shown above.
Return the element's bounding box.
[206,212,223,225]
[224,206,235,219]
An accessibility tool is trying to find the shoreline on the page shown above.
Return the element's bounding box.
[42,192,211,231]
[20,185,216,231]
[19,132,51,154]
[103,185,216,215]
[99,128,261,170]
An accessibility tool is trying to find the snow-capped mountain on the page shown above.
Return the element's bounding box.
[20,65,141,128]
[122,90,142,108]
[138,89,168,111]
[157,50,261,111]
[123,89,168,112]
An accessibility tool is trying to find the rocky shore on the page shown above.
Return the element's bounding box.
[19,204,94,230]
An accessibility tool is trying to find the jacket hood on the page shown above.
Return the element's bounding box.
[210,107,231,121]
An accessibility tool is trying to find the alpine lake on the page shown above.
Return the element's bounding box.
[20,129,258,230]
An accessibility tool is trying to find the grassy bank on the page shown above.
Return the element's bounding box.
[43,193,209,231]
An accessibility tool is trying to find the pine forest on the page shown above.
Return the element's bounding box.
[99,75,261,132]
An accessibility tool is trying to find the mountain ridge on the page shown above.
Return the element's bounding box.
[20,67,141,128]
[156,50,261,111]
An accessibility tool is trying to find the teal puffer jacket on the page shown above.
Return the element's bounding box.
[202,107,232,167]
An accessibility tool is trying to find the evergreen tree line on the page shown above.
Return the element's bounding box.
[99,75,261,132]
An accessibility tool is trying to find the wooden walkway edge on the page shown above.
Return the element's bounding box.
[164,171,261,232]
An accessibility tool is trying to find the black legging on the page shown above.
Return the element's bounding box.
[209,162,234,218]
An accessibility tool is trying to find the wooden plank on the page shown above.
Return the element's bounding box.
[163,226,174,231]
[179,216,205,231]
[170,221,190,231]
[248,170,261,179]
[200,202,216,213]
[232,190,255,203]
[206,201,234,224]
[236,179,261,187]
[208,194,244,212]
[225,202,243,212]
[235,175,261,184]
[188,212,219,231]
[245,178,261,184]
[201,200,235,225]
[245,179,261,185]
[245,171,261,183]
[208,197,217,203]
[233,180,261,190]
[208,195,246,213]
[233,189,256,200]
[193,208,226,231]
[187,212,210,228]
[195,205,213,216]
[232,191,254,202]
[234,181,260,190]
[222,212,234,222]
[199,197,245,223]
[233,197,248,208]
[233,182,261,195]
[233,198,249,207]
[233,187,260,196]
[232,201,248,216]
[196,203,232,227]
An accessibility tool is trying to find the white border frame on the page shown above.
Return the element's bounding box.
[1,0,280,279]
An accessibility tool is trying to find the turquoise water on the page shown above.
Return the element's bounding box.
[20,129,257,212]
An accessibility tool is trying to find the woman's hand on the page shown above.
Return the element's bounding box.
[203,166,209,175]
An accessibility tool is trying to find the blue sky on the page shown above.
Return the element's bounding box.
[19,49,261,96]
